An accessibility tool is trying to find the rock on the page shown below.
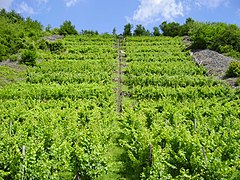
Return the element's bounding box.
[191,49,238,87]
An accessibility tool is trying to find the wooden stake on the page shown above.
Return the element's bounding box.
[22,145,26,156]
[201,146,207,162]
[149,144,153,167]
[194,119,197,131]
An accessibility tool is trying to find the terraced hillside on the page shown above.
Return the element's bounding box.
[120,37,240,179]
[0,35,239,179]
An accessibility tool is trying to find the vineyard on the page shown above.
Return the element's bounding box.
[0,35,240,179]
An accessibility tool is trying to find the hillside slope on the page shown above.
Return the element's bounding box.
[0,35,239,179]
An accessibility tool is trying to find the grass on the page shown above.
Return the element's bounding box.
[0,63,27,87]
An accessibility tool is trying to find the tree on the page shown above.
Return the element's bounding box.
[59,20,78,36]
[0,10,43,61]
[153,27,161,36]
[133,24,151,36]
[81,30,98,35]
[112,27,116,35]
[45,24,51,32]
[160,21,181,37]
[179,18,195,36]
[123,23,133,37]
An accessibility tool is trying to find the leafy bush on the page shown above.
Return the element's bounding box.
[220,45,240,59]
[9,54,20,62]
[20,49,37,66]
[0,9,43,61]
[236,78,240,86]
[47,40,64,54]
[226,61,240,77]
[189,22,240,58]
[0,43,7,61]
[37,39,48,50]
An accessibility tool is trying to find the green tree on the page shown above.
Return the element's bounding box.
[153,26,161,36]
[189,21,240,58]
[0,9,43,61]
[81,30,99,35]
[123,23,133,37]
[59,20,78,36]
[160,21,181,37]
[112,27,117,35]
[179,18,195,36]
[45,24,51,32]
[133,24,151,36]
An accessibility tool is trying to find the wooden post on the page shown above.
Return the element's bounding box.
[201,146,207,162]
[22,145,26,180]
[149,144,153,167]
[22,145,26,156]
[9,120,12,136]
[194,119,197,131]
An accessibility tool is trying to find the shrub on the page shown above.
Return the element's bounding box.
[47,40,64,54]
[20,49,37,66]
[37,39,48,50]
[226,61,240,77]
[236,78,240,86]
[9,54,20,62]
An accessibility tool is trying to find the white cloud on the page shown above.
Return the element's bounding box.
[65,0,79,7]
[18,2,36,15]
[129,0,232,24]
[130,0,184,24]
[0,0,14,10]
[195,0,229,8]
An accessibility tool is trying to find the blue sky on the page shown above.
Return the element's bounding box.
[0,0,240,34]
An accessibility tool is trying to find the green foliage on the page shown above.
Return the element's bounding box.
[0,65,26,87]
[0,9,24,23]
[226,61,240,77]
[0,9,43,62]
[0,43,7,61]
[0,34,240,179]
[112,27,117,35]
[236,78,240,86]
[45,24,51,32]
[37,39,48,50]
[219,45,240,59]
[20,49,37,66]
[121,36,240,179]
[9,54,20,62]
[81,30,99,35]
[0,35,117,179]
[189,22,240,58]
[51,28,60,35]
[59,20,78,36]
[123,23,133,37]
[158,18,240,59]
[133,24,151,36]
[160,21,181,37]
[153,27,161,36]
[47,40,64,54]
[179,18,195,36]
